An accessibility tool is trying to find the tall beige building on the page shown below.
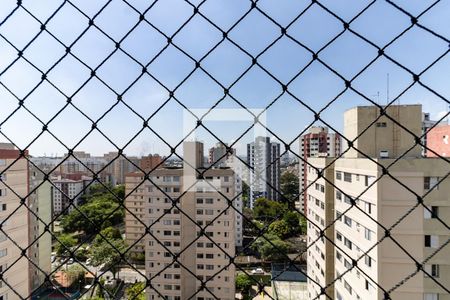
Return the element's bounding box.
[0,144,31,299]
[126,142,237,299]
[306,105,450,300]
[28,168,53,293]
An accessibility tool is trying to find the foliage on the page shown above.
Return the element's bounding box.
[55,233,77,256]
[129,252,145,263]
[236,273,253,294]
[268,220,291,239]
[280,172,299,206]
[65,264,85,283]
[91,228,127,278]
[253,197,287,221]
[126,282,146,300]
[60,196,124,234]
[250,234,292,262]
[283,211,303,236]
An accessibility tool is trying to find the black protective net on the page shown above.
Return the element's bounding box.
[0,0,449,299]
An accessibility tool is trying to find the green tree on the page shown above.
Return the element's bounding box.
[282,211,302,236]
[236,273,253,295]
[268,220,290,239]
[251,234,291,262]
[253,198,287,222]
[91,231,127,278]
[55,233,77,256]
[280,172,299,207]
[126,282,146,300]
[60,196,124,234]
[65,264,85,284]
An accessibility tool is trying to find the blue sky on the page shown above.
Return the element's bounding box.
[0,0,449,157]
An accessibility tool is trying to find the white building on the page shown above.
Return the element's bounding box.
[247,136,281,208]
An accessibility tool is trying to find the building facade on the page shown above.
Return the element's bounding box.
[299,127,341,213]
[247,136,281,208]
[208,143,234,168]
[0,144,31,299]
[52,177,88,215]
[306,105,450,300]
[126,142,238,299]
[425,124,450,158]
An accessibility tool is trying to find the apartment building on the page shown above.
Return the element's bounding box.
[140,154,164,171]
[52,177,89,215]
[299,126,341,213]
[247,136,281,208]
[0,144,31,299]
[126,142,238,299]
[28,168,52,293]
[421,112,443,157]
[208,143,234,168]
[426,124,450,158]
[306,105,450,300]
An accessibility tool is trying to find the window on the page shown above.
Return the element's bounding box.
[336,191,342,201]
[205,198,213,204]
[425,264,440,278]
[365,228,372,240]
[163,231,171,236]
[336,251,342,262]
[344,238,352,250]
[424,294,439,300]
[336,232,342,241]
[0,249,7,258]
[224,176,229,182]
[376,122,387,127]
[336,171,342,180]
[344,280,352,295]
[365,255,372,267]
[196,198,203,204]
[344,259,351,269]
[365,202,372,214]
[425,235,439,248]
[424,177,440,190]
[424,206,439,219]
[344,216,352,227]
[344,172,352,182]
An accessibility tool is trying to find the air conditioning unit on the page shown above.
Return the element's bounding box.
[380,150,389,158]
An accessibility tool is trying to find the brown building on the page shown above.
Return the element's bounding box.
[140,154,164,171]
[426,124,450,158]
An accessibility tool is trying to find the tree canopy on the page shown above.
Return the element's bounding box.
[280,172,299,206]
[60,196,124,235]
[126,282,146,300]
[91,227,127,278]
[251,234,292,262]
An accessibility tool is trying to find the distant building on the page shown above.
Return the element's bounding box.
[271,263,308,300]
[140,154,164,171]
[425,124,450,157]
[52,176,91,215]
[208,142,235,167]
[298,127,340,213]
[247,137,281,208]
[422,112,441,157]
